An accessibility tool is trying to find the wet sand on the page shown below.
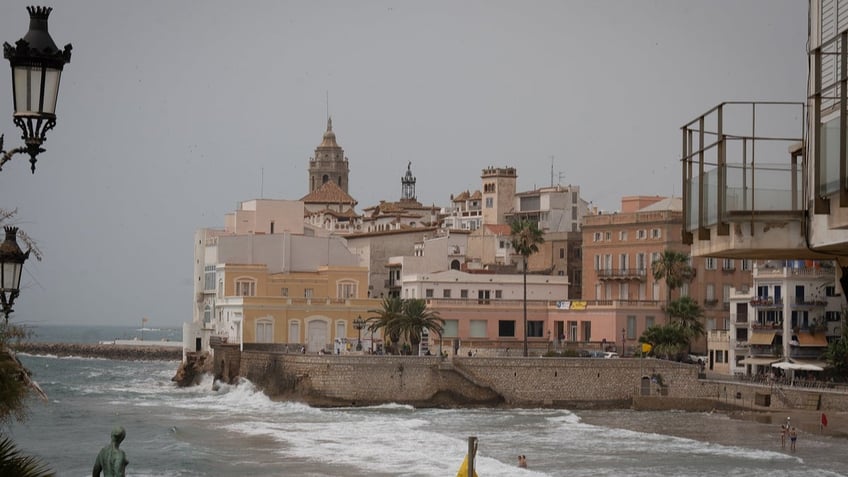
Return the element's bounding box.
[727,408,848,439]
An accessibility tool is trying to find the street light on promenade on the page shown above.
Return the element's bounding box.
[2,6,72,173]
[0,227,30,323]
[0,6,71,321]
[353,315,365,351]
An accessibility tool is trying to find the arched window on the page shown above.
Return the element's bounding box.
[451,260,461,270]
[256,318,273,343]
[322,174,329,184]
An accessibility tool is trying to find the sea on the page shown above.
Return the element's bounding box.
[3,324,846,476]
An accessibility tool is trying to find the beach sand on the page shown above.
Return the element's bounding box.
[727,408,848,439]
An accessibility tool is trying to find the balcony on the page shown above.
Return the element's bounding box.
[596,268,647,281]
[681,102,827,259]
[749,297,782,308]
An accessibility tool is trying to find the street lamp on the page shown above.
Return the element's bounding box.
[353,315,365,351]
[0,227,30,322]
[621,328,626,356]
[1,6,72,173]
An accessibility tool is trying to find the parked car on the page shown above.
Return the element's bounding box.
[603,352,619,359]
[687,354,708,365]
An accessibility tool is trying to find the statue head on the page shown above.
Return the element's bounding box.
[111,426,126,445]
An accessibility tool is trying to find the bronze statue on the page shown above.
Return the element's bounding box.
[92,426,129,477]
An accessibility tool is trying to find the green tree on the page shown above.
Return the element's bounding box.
[399,299,445,355]
[651,250,695,312]
[510,218,545,357]
[665,296,706,354]
[823,327,848,377]
[367,297,404,354]
[639,324,689,360]
[0,434,54,477]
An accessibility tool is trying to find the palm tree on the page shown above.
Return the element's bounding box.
[665,296,705,353]
[400,299,445,355]
[639,324,688,360]
[510,218,545,357]
[0,434,53,477]
[651,250,695,313]
[367,297,404,354]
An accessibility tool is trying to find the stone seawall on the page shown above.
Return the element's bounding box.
[221,346,716,408]
[14,342,181,361]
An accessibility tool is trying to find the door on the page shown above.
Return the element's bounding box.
[307,320,328,353]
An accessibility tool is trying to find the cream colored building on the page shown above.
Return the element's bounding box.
[186,198,377,355]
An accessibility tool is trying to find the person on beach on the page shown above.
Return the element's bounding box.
[789,426,797,451]
[779,424,787,448]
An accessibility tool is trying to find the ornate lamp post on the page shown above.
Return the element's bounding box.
[621,327,626,356]
[2,6,72,173]
[0,227,30,323]
[353,315,365,351]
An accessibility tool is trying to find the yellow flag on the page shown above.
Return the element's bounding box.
[641,343,653,353]
[455,454,479,477]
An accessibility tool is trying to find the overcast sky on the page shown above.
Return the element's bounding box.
[0,1,807,327]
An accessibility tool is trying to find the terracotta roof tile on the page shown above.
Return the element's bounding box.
[300,181,357,205]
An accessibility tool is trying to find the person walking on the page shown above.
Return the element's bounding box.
[779,424,787,448]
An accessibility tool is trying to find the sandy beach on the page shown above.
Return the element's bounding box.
[728,408,848,439]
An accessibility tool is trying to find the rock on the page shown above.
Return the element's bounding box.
[171,351,212,387]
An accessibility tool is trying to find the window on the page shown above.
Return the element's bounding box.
[637,229,646,239]
[218,279,223,298]
[741,259,752,271]
[722,259,735,270]
[527,321,544,337]
[636,253,646,271]
[443,289,451,298]
[619,231,628,241]
[651,228,661,239]
[705,257,717,270]
[485,197,493,208]
[593,232,601,242]
[204,265,215,291]
[705,283,715,301]
[559,248,565,259]
[478,290,491,304]
[495,290,502,299]
[619,283,629,299]
[723,284,731,303]
[470,320,487,338]
[680,283,689,297]
[425,288,434,298]
[594,255,602,271]
[645,316,655,329]
[235,279,256,297]
[604,232,611,241]
[304,288,314,298]
[619,253,628,270]
[203,305,212,324]
[256,320,273,343]
[498,320,516,337]
[443,320,459,337]
[337,281,357,299]
[460,289,468,299]
[626,315,637,339]
[281,287,288,297]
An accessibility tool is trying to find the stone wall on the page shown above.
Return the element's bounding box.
[14,342,181,361]
[227,350,712,408]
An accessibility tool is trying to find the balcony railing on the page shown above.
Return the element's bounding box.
[681,101,805,243]
[596,268,647,281]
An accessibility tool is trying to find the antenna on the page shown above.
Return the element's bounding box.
[326,91,329,121]
[550,156,554,187]
[260,167,264,198]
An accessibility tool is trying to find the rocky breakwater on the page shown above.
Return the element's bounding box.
[13,342,182,361]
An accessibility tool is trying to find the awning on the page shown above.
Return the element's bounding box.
[791,359,829,370]
[772,360,826,371]
[796,332,828,347]
[740,357,779,366]
[749,331,777,346]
